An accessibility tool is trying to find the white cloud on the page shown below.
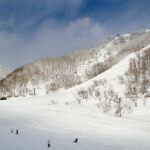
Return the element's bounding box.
[28,17,105,58]
[0,17,106,69]
[1,15,149,69]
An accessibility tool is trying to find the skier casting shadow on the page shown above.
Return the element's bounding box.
[73,138,78,143]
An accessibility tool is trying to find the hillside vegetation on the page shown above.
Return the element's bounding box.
[0,30,150,98]
[73,46,150,116]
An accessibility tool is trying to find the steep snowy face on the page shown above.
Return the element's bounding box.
[73,45,150,116]
[0,64,11,80]
[0,29,150,97]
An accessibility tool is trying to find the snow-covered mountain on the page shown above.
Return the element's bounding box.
[0,50,150,150]
[0,64,11,80]
[1,29,150,98]
[72,45,150,116]
[0,30,150,150]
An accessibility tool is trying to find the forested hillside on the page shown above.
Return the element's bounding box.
[0,30,150,98]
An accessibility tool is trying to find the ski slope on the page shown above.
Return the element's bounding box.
[0,95,150,150]
[0,44,150,150]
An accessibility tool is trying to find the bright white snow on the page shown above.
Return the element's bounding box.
[0,32,150,150]
[0,95,150,150]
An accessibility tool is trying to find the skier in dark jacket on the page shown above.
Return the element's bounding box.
[73,138,78,143]
[16,130,19,135]
[47,140,50,148]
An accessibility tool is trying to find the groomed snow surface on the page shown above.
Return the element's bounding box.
[1,46,150,150]
[0,94,150,150]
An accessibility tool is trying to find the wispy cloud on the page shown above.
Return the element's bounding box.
[0,0,84,32]
[0,0,150,69]
[0,17,106,69]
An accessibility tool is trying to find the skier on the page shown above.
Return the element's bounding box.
[47,140,50,148]
[16,130,19,135]
[73,138,78,143]
[11,129,13,133]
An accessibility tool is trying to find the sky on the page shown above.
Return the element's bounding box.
[0,0,150,69]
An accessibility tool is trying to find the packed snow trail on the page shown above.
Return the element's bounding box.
[0,95,150,150]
